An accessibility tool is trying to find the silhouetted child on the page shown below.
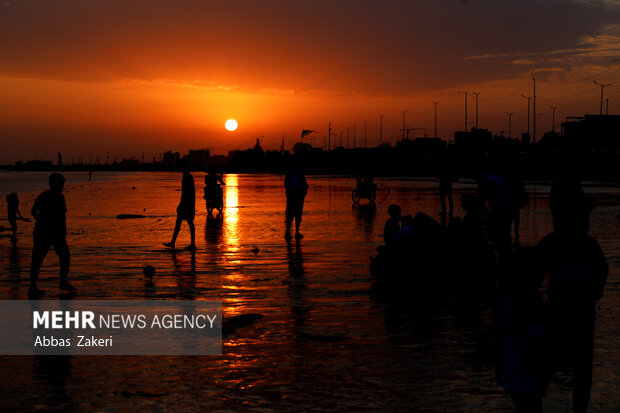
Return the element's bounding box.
[6,192,24,243]
[165,168,196,250]
[383,204,401,245]
[498,248,550,413]
[535,174,607,413]
[29,173,76,297]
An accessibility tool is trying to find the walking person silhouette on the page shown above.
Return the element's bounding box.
[165,166,196,250]
[28,173,76,298]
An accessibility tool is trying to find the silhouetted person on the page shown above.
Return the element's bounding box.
[165,168,196,250]
[535,175,607,413]
[460,193,482,236]
[498,248,550,413]
[205,170,225,196]
[29,173,75,297]
[438,158,457,217]
[505,170,528,247]
[383,204,401,246]
[478,172,514,263]
[285,143,308,241]
[6,192,24,244]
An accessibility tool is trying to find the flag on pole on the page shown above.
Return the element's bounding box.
[301,129,314,139]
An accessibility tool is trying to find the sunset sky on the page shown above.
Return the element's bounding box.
[2,0,620,163]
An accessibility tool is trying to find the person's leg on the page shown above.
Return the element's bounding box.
[514,210,521,246]
[187,219,196,249]
[29,237,51,295]
[54,238,75,291]
[165,216,183,247]
[294,195,305,239]
[439,187,446,215]
[512,393,543,413]
[572,324,594,413]
[447,188,454,216]
[285,196,294,240]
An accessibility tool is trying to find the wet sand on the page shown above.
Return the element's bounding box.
[0,172,618,411]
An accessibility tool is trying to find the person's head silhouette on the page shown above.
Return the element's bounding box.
[49,173,65,192]
[550,175,593,236]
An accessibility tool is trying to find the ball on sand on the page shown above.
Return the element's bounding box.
[143,265,155,279]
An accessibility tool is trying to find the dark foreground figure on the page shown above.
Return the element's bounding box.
[499,175,607,413]
[165,168,196,250]
[28,173,76,297]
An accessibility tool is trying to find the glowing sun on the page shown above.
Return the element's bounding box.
[225,119,238,131]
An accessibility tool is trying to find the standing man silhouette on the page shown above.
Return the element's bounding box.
[29,173,75,297]
[165,167,196,250]
[284,143,308,241]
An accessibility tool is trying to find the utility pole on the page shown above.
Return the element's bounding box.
[522,94,532,140]
[353,124,356,148]
[507,112,513,139]
[532,77,536,144]
[593,81,612,115]
[433,101,439,138]
[473,92,480,128]
[379,114,384,146]
[458,92,468,132]
[346,127,350,149]
[550,106,558,132]
[363,120,368,148]
[402,111,407,141]
[606,98,609,115]
[328,122,332,151]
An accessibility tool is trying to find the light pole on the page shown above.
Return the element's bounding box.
[473,92,480,128]
[458,91,468,132]
[402,111,407,140]
[532,77,536,144]
[433,101,439,138]
[363,120,368,148]
[593,81,612,115]
[507,112,513,139]
[550,106,558,132]
[379,114,384,146]
[521,94,532,139]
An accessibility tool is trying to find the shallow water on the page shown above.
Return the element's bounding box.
[0,172,618,411]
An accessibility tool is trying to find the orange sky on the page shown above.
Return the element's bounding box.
[1,0,620,162]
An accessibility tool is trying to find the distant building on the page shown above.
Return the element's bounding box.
[185,148,211,168]
[454,128,492,152]
[561,114,620,149]
[161,151,180,168]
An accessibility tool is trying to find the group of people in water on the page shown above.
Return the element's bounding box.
[376,169,607,413]
[0,150,610,412]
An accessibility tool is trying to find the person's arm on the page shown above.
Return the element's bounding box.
[589,238,608,301]
[31,196,40,221]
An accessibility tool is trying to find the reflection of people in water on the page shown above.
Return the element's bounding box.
[29,173,75,298]
[285,144,308,241]
[535,175,607,413]
[165,168,196,250]
[6,192,24,243]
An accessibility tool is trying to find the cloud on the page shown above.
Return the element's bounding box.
[0,0,619,96]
